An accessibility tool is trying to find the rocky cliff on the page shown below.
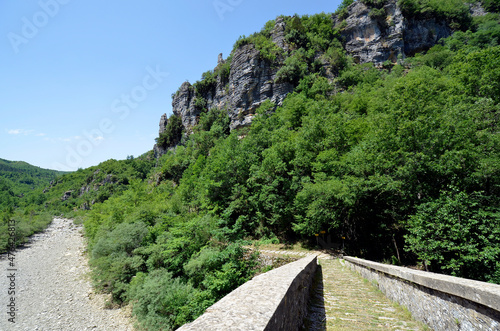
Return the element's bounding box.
[170,18,293,134]
[333,0,453,64]
[155,0,486,154]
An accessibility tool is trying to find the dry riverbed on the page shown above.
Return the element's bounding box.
[0,218,135,331]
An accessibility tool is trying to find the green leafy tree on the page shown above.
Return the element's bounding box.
[405,190,500,282]
[156,114,184,148]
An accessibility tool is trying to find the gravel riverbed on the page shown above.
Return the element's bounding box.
[0,218,135,331]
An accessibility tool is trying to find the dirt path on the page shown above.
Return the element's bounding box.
[0,218,135,331]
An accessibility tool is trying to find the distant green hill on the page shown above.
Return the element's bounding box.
[0,159,66,253]
[0,158,67,196]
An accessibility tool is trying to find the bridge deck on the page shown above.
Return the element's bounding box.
[257,248,427,330]
[304,258,426,330]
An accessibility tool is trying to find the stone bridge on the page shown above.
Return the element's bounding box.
[179,250,500,330]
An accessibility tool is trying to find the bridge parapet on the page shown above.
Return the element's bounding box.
[178,254,317,331]
[344,256,500,330]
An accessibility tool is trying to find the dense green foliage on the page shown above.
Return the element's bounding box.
[397,0,472,29]
[0,158,65,195]
[0,159,65,252]
[2,3,500,329]
[233,19,284,62]
[146,7,500,287]
[156,114,184,148]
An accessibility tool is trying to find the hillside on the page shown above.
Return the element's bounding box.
[2,0,500,330]
[0,158,69,252]
[0,158,66,195]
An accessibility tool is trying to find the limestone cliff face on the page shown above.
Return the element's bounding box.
[171,18,293,133]
[172,82,197,131]
[333,0,452,64]
[158,1,485,148]
[224,43,293,130]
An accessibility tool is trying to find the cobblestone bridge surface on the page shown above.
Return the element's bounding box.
[258,249,426,330]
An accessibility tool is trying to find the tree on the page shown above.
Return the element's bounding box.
[405,189,500,282]
[156,114,184,148]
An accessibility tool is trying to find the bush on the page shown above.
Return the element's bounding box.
[335,0,355,19]
[129,269,201,331]
[196,107,230,136]
[285,16,308,49]
[362,0,388,8]
[193,70,217,96]
[369,7,387,19]
[397,0,472,30]
[482,0,500,12]
[233,33,283,62]
[275,48,309,84]
[215,57,231,85]
[90,221,149,300]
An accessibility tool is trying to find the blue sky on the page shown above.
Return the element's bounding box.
[1,0,342,171]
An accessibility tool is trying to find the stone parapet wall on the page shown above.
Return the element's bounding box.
[178,254,317,331]
[344,256,500,331]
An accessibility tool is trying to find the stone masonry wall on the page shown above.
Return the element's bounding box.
[178,254,317,331]
[344,257,500,331]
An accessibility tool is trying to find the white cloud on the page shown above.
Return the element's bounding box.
[7,129,34,135]
[60,135,82,142]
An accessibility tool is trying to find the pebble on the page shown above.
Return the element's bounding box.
[0,218,135,331]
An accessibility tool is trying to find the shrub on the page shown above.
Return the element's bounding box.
[156,114,184,148]
[482,0,500,12]
[129,269,200,331]
[335,0,355,19]
[90,221,149,300]
[196,107,230,135]
[362,0,388,8]
[275,48,309,84]
[215,57,231,85]
[397,0,472,30]
[233,33,283,62]
[323,44,348,70]
[285,16,308,49]
[193,70,217,97]
[369,7,387,19]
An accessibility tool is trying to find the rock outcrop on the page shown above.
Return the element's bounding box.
[225,44,294,130]
[158,113,168,135]
[154,113,169,157]
[333,0,453,64]
[172,82,197,131]
[170,19,294,133]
